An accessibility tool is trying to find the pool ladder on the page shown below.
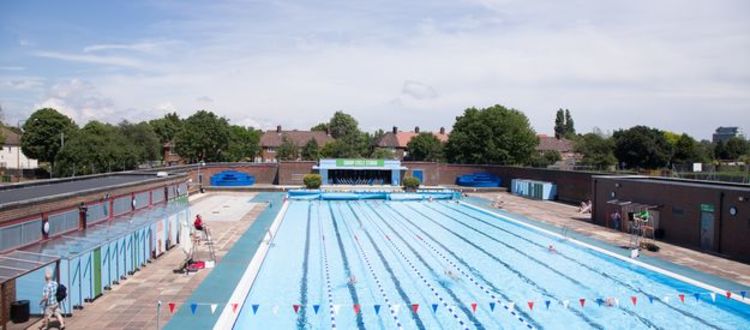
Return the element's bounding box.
[204,226,217,263]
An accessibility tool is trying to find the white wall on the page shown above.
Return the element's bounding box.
[0,144,39,169]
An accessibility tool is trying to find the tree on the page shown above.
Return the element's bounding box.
[149,112,182,144]
[613,126,673,169]
[724,137,749,160]
[54,121,139,176]
[301,138,320,161]
[370,148,395,160]
[445,105,538,165]
[119,121,161,163]
[328,111,359,139]
[554,109,565,139]
[225,125,261,162]
[21,108,78,172]
[310,122,329,132]
[276,135,299,161]
[528,150,562,168]
[174,110,230,163]
[406,132,444,161]
[574,133,617,169]
[672,134,706,165]
[564,109,575,138]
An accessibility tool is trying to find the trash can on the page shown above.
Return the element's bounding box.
[10,300,30,323]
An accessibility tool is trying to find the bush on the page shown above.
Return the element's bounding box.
[640,241,660,252]
[303,174,322,189]
[402,176,421,191]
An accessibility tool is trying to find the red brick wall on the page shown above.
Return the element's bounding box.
[592,177,750,263]
[183,163,279,190]
[1,279,15,328]
[278,162,316,185]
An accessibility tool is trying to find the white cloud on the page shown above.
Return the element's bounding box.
[401,80,438,100]
[33,51,142,68]
[0,66,25,71]
[82,41,179,54]
[34,79,118,124]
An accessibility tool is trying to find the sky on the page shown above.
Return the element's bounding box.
[1,0,748,140]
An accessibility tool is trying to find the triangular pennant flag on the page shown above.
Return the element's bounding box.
[252,304,259,314]
[431,304,438,313]
[507,302,515,310]
[293,304,300,314]
[210,304,218,314]
[489,302,496,311]
[392,304,401,314]
[313,304,320,314]
[471,303,478,313]
[678,294,685,303]
[190,303,198,315]
[374,305,381,315]
[411,304,419,313]
[614,298,620,307]
[663,296,671,303]
[631,296,637,306]
[231,303,239,313]
[579,298,586,308]
[353,304,361,314]
[647,295,654,304]
[710,293,716,302]
[272,305,279,315]
[168,303,176,313]
[694,293,700,302]
[726,291,732,299]
[741,291,747,299]
[562,300,570,309]
[527,301,534,311]
[595,298,604,307]
[544,300,551,310]
[333,304,342,315]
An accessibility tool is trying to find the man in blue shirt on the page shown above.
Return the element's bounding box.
[39,271,65,329]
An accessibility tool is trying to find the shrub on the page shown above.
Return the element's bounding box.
[640,241,660,252]
[402,176,421,191]
[303,174,322,189]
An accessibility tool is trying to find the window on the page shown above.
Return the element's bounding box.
[0,219,42,251]
[48,210,79,236]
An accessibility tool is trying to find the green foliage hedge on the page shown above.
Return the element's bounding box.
[402,176,421,190]
[303,174,322,189]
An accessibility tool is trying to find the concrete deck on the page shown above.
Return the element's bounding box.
[469,192,750,288]
[19,192,263,330]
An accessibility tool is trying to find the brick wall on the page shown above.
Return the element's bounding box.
[278,162,317,185]
[592,177,750,263]
[183,163,279,191]
[1,279,16,328]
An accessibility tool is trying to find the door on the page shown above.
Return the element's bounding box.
[413,169,424,184]
[700,205,715,250]
[93,248,102,297]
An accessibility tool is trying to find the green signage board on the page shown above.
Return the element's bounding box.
[700,203,715,213]
[335,159,385,167]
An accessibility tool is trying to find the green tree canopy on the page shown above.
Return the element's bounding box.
[149,112,182,144]
[174,110,230,163]
[445,105,538,164]
[528,150,562,168]
[672,133,706,165]
[613,126,673,169]
[564,109,575,137]
[370,148,395,160]
[310,122,329,132]
[118,120,161,163]
[406,132,444,161]
[721,137,749,160]
[225,125,261,162]
[276,135,300,161]
[54,121,138,176]
[554,109,575,139]
[328,111,359,139]
[21,108,78,170]
[301,138,320,161]
[574,132,617,169]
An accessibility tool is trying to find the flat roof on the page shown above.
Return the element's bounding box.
[595,175,750,192]
[0,173,168,208]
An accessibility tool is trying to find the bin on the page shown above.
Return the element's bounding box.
[10,300,30,323]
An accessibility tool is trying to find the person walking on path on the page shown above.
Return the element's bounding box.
[39,271,65,329]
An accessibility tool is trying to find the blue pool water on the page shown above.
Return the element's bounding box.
[234,200,750,329]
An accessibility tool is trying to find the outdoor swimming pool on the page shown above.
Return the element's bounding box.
[233,199,750,329]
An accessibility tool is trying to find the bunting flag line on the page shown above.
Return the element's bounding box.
[333,304,342,315]
[508,302,516,310]
[392,304,401,314]
[527,301,534,311]
[489,302,496,312]
[411,304,420,313]
[252,304,259,314]
[647,295,654,304]
[595,298,604,307]
[679,294,685,303]
[470,303,478,313]
[313,305,320,314]
[562,300,570,309]
[293,304,300,314]
[190,303,197,315]
[231,303,239,314]
[353,304,361,314]
[168,303,176,313]
[373,305,381,315]
[631,296,637,306]
[579,298,586,308]
[210,304,218,315]
[431,304,439,313]
[741,291,747,300]
[726,291,732,299]
[544,300,551,310]
[710,293,717,302]
[693,293,700,302]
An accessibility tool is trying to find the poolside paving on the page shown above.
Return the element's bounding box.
[20,192,263,330]
[470,192,750,288]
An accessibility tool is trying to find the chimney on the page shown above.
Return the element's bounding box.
[440,127,445,135]
[414,126,420,133]
[392,126,398,134]
[276,125,282,133]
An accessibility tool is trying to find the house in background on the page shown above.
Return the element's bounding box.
[536,134,579,169]
[712,127,744,143]
[162,142,185,166]
[376,126,449,160]
[259,125,334,162]
[0,127,38,170]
